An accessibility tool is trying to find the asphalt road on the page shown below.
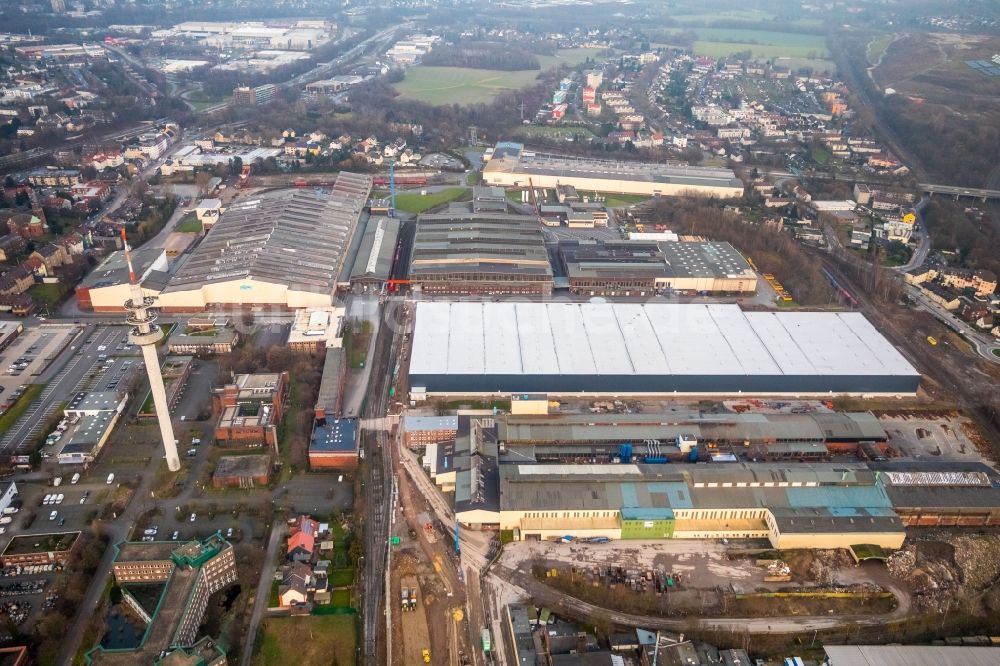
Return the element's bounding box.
[239,521,286,666]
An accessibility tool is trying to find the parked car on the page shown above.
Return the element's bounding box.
[106,473,115,484]
[189,513,196,522]
[48,511,57,521]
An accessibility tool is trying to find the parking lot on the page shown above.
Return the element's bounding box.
[0,324,79,393]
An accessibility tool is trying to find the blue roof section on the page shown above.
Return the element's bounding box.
[620,483,638,507]
[785,485,892,509]
[620,507,675,520]
[310,418,359,452]
[652,481,693,508]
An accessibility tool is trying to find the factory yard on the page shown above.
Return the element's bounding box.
[880,413,994,462]
[499,539,904,620]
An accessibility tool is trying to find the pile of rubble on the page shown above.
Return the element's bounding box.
[767,561,791,576]
[808,557,834,586]
[886,546,916,579]
[952,534,1000,591]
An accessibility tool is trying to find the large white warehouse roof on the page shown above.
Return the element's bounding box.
[408,302,920,395]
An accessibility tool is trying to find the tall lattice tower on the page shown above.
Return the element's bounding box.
[121,229,179,471]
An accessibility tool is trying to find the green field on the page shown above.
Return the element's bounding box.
[673,11,823,29]
[811,146,832,164]
[604,194,651,208]
[867,34,894,65]
[395,48,602,106]
[175,216,202,233]
[254,615,357,666]
[393,187,468,214]
[683,28,829,59]
[536,48,604,70]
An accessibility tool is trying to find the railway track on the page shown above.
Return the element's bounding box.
[361,316,397,665]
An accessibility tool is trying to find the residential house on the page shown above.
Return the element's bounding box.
[278,562,314,607]
[0,294,37,316]
[31,243,70,274]
[0,235,26,262]
[287,515,320,562]
[58,232,85,256]
[0,265,35,296]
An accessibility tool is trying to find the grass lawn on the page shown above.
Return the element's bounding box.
[0,383,44,434]
[254,615,357,666]
[868,34,894,65]
[328,568,355,587]
[29,282,69,308]
[269,580,279,608]
[395,66,545,105]
[329,588,352,608]
[536,47,604,70]
[693,40,828,59]
[395,48,602,105]
[677,28,828,60]
[603,193,651,208]
[810,146,832,164]
[175,216,202,233]
[993,348,1000,359]
[393,187,468,214]
[190,99,223,112]
[343,320,373,369]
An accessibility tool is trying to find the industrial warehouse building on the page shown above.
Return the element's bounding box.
[346,215,400,293]
[482,142,744,198]
[872,461,1000,527]
[155,172,372,311]
[408,302,921,397]
[558,240,757,296]
[75,247,169,312]
[409,212,553,295]
[457,461,905,550]
[496,411,887,462]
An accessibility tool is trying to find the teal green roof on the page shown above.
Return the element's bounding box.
[785,485,892,509]
[620,507,675,520]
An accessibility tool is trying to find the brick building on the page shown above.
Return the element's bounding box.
[213,372,289,450]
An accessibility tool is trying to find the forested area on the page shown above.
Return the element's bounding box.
[877,96,1000,189]
[921,199,1000,278]
[422,42,542,70]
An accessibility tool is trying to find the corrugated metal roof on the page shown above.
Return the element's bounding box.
[824,645,1000,666]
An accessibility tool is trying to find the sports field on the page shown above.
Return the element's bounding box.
[394,48,601,106]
